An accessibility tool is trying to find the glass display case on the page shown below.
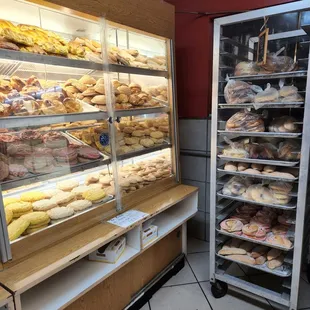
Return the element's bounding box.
[210,2,310,310]
[0,0,179,265]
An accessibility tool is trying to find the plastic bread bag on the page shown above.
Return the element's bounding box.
[268,116,299,133]
[10,96,41,116]
[247,143,277,160]
[222,176,251,196]
[254,83,279,105]
[224,79,256,104]
[281,93,304,102]
[221,137,250,158]
[261,52,297,73]
[225,110,265,132]
[234,61,260,76]
[278,140,301,161]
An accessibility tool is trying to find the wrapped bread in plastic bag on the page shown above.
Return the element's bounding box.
[234,62,259,76]
[278,83,304,102]
[281,93,304,102]
[222,176,251,196]
[225,110,265,132]
[268,116,299,133]
[224,80,255,104]
[248,143,277,159]
[222,137,250,158]
[254,83,279,103]
[278,140,301,161]
[279,85,298,97]
[261,53,296,73]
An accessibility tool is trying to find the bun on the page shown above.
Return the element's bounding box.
[237,162,249,171]
[263,165,276,173]
[251,163,263,171]
[63,98,82,113]
[267,255,284,269]
[224,162,237,171]
[267,248,282,261]
[255,256,267,265]
[250,245,268,258]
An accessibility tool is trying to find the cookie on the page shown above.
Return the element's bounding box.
[71,186,90,199]
[3,197,20,207]
[57,180,79,191]
[150,131,164,139]
[131,144,144,151]
[43,189,64,198]
[124,137,140,145]
[82,188,106,203]
[131,130,145,137]
[8,218,30,241]
[88,183,103,189]
[6,202,33,218]
[47,207,74,220]
[85,174,100,185]
[151,138,164,144]
[32,199,58,211]
[5,208,13,224]
[21,211,50,227]
[99,176,112,186]
[20,191,46,202]
[51,192,75,205]
[140,138,154,148]
[67,200,92,211]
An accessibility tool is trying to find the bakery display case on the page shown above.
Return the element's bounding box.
[0,0,179,266]
[210,3,310,309]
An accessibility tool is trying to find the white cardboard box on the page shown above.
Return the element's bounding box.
[142,225,158,247]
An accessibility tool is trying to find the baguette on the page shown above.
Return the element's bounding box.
[226,254,256,265]
[218,248,246,256]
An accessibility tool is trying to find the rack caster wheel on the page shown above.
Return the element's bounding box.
[307,264,310,283]
[211,281,228,299]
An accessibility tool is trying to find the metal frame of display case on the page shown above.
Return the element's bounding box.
[210,2,310,310]
[0,0,180,266]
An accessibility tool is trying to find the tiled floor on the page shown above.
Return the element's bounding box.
[140,237,310,310]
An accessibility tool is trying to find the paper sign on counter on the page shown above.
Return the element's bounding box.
[108,210,148,228]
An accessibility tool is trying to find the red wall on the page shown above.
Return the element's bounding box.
[166,0,296,118]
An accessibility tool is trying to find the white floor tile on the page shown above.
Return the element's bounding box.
[200,282,273,310]
[187,252,209,282]
[139,302,150,310]
[149,283,211,310]
[163,261,197,287]
[187,237,209,254]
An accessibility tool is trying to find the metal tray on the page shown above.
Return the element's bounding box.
[228,70,307,81]
[216,253,292,277]
[217,191,297,210]
[216,229,294,251]
[218,155,299,167]
[218,102,304,109]
[218,130,302,138]
[217,167,298,183]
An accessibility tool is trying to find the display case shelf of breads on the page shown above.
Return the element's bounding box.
[217,162,299,182]
[217,202,294,251]
[0,128,110,191]
[4,150,171,242]
[216,238,292,277]
[0,0,168,77]
[67,114,171,160]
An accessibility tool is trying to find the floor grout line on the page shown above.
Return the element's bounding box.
[162,281,198,288]
[148,300,151,310]
[187,250,210,255]
[185,256,214,310]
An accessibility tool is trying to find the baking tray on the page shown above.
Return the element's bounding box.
[217,167,298,182]
[228,70,308,80]
[218,130,302,138]
[217,191,297,210]
[216,229,294,251]
[218,102,304,109]
[218,155,299,167]
[216,253,292,277]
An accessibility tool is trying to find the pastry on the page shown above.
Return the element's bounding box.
[250,245,268,258]
[41,92,65,102]
[47,207,74,220]
[91,95,106,105]
[63,98,82,113]
[57,180,79,191]
[82,188,106,203]
[24,154,54,174]
[51,192,75,205]
[267,255,284,270]
[43,188,64,198]
[67,200,92,211]
[218,246,246,255]
[220,219,243,234]
[32,199,58,211]
[237,162,249,171]
[3,197,20,207]
[242,224,267,240]
[6,201,32,218]
[79,75,96,85]
[20,192,46,202]
[263,165,276,173]
[21,211,50,228]
[5,208,13,225]
[8,217,30,241]
[78,146,101,161]
[251,164,263,171]
[41,99,67,115]
[224,162,237,171]
[43,132,68,149]
[226,254,256,265]
[71,185,90,199]
[267,248,282,261]
[53,147,78,164]
[140,138,154,148]
[266,235,292,248]
[225,111,265,132]
[8,164,28,179]
[7,143,32,159]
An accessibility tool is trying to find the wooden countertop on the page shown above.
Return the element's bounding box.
[0,184,197,295]
[0,287,12,307]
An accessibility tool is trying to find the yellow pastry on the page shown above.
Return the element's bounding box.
[23,224,48,235]
[8,218,30,241]
[3,197,20,207]
[5,208,13,225]
[6,202,33,218]
[21,211,50,227]
[82,188,106,203]
[20,191,46,202]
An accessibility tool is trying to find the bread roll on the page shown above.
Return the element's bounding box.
[226,254,256,265]
[224,162,237,172]
[250,245,268,258]
[263,165,276,173]
[267,255,284,269]
[251,163,263,171]
[237,162,249,171]
[267,248,282,261]
[218,247,247,255]
[255,255,267,265]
